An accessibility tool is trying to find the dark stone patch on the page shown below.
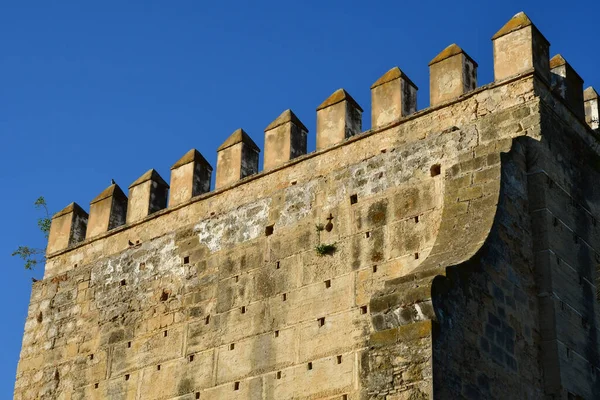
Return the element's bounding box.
[368,200,388,227]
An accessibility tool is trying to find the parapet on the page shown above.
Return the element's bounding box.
[492,12,550,82]
[44,11,599,258]
[316,89,363,150]
[215,129,260,189]
[584,87,599,130]
[47,203,88,254]
[127,169,169,224]
[169,149,212,207]
[428,44,477,106]
[550,54,585,120]
[264,110,308,171]
[86,183,127,238]
[371,67,417,128]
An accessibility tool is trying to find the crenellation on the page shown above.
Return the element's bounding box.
[47,203,88,254]
[86,183,128,239]
[169,149,213,208]
[428,44,477,106]
[264,109,308,171]
[127,169,169,224]
[316,88,363,150]
[584,87,600,130]
[371,67,418,128]
[215,129,260,189]
[17,10,600,400]
[492,12,550,83]
[550,54,585,120]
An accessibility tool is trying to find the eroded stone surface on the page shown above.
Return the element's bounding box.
[15,14,600,400]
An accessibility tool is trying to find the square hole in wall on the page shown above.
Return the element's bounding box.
[234,382,240,391]
[318,317,325,327]
[307,362,313,370]
[125,374,130,381]
[189,354,195,362]
[230,343,235,351]
[342,395,348,400]
[120,279,126,286]
[414,252,419,260]
[127,341,132,348]
[163,330,168,337]
[274,330,280,338]
[276,261,280,269]
[183,256,190,264]
[360,305,368,314]
[205,315,210,325]
[195,392,200,399]
[277,371,282,379]
[160,290,169,302]
[157,364,161,371]
[430,164,441,177]
[350,194,358,205]
[234,275,239,283]
[265,225,274,236]
[365,231,371,239]
[89,354,94,360]
[241,306,246,314]
[282,293,287,301]
[372,265,378,273]
[414,215,419,223]
[94,383,99,389]
[337,355,342,364]
[324,280,331,289]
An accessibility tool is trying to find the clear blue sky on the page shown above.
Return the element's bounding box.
[2,0,599,395]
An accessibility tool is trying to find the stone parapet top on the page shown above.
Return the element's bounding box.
[52,202,86,219]
[90,184,126,204]
[370,67,418,90]
[129,169,169,189]
[316,88,363,112]
[428,44,478,67]
[491,11,548,43]
[584,87,599,101]
[171,149,212,170]
[217,128,260,152]
[264,109,308,132]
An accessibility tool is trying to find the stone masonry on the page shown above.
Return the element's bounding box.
[14,12,600,400]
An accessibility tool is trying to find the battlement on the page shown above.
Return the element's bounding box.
[18,12,600,400]
[46,12,598,266]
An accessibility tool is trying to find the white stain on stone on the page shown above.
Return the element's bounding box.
[195,198,270,252]
[279,180,318,227]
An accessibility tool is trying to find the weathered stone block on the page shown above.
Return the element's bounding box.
[429,44,477,106]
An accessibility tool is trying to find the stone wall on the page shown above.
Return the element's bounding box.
[15,11,600,400]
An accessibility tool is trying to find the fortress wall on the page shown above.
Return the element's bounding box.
[15,11,600,400]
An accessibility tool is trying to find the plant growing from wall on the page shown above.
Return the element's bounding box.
[315,243,337,256]
[11,197,51,270]
[315,223,336,256]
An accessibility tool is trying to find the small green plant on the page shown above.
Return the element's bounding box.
[315,243,337,256]
[11,196,51,270]
[315,223,325,232]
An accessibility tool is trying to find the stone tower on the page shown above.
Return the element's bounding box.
[15,12,600,400]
